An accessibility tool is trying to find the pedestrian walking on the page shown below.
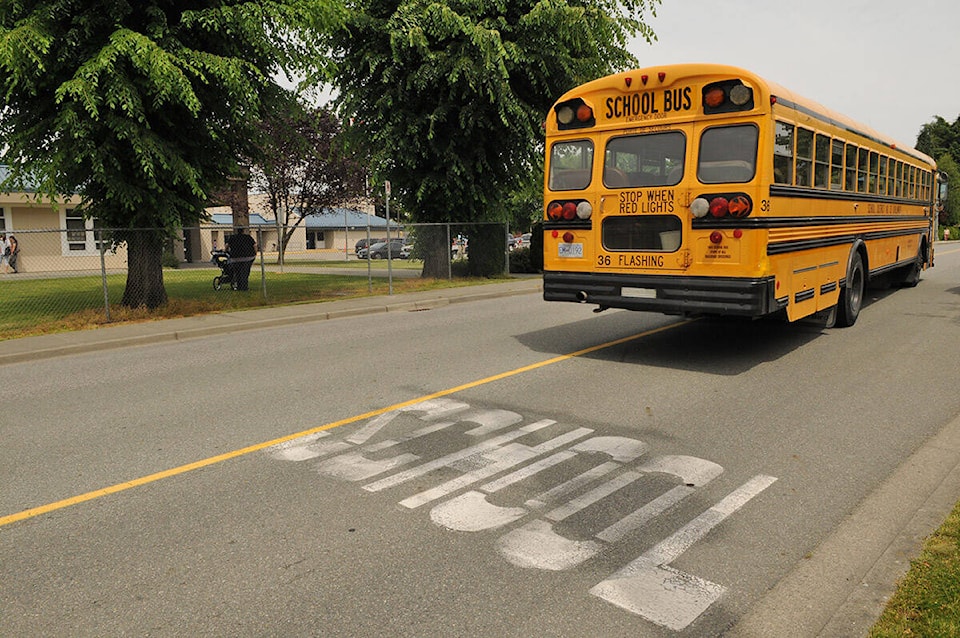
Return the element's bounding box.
[5,235,19,273]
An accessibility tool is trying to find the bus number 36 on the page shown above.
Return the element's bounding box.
[598,255,611,266]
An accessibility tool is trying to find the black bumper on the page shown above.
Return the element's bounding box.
[543,271,784,317]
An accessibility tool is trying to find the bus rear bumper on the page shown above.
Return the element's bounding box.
[543,271,784,317]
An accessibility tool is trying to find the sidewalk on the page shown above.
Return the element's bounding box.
[0,277,543,366]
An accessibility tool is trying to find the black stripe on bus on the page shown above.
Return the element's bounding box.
[544,220,592,231]
[769,184,933,207]
[767,227,926,256]
[795,289,816,303]
[820,282,838,295]
[694,215,930,229]
[773,97,932,165]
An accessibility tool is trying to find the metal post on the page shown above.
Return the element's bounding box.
[504,221,510,275]
[97,228,111,322]
[446,224,452,279]
[386,180,393,295]
[257,227,266,299]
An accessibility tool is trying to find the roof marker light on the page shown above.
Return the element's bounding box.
[641,75,649,85]
[658,72,666,82]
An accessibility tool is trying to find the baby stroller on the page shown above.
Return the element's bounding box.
[211,249,237,290]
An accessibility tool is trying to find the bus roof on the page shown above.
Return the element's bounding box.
[555,63,935,167]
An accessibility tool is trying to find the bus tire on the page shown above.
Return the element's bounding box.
[898,245,923,288]
[836,252,865,327]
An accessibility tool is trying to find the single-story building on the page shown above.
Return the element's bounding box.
[1,166,394,270]
[0,166,128,273]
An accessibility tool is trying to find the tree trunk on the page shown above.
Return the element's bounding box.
[418,225,450,278]
[122,230,168,309]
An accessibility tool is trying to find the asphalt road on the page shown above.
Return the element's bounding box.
[3,245,960,637]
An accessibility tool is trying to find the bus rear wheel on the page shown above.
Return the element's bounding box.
[836,252,864,327]
[898,246,923,288]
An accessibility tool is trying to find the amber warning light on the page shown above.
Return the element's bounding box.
[555,98,595,130]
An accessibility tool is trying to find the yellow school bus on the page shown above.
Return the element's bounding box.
[542,63,946,326]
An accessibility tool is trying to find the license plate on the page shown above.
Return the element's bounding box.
[621,287,656,298]
[558,243,584,258]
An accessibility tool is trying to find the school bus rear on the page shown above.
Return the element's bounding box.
[542,64,781,318]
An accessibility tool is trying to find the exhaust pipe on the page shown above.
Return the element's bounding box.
[576,290,588,302]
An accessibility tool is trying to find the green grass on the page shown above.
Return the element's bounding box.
[869,502,960,636]
[0,265,491,340]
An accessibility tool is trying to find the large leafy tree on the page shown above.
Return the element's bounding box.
[328,0,659,277]
[0,0,339,308]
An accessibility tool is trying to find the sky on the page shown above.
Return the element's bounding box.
[631,0,960,148]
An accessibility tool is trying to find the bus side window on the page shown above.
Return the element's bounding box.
[830,139,844,190]
[773,121,793,184]
[795,127,813,187]
[845,144,857,191]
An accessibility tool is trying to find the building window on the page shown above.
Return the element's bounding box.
[0,207,6,232]
[61,209,106,254]
[66,209,87,251]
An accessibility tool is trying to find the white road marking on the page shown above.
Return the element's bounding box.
[400,424,590,509]
[590,475,778,631]
[362,419,555,493]
[266,401,779,632]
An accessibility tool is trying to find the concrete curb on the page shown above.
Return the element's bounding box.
[727,412,960,637]
[0,278,543,366]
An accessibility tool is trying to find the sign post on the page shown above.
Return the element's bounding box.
[385,180,393,294]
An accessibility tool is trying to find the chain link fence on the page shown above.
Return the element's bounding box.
[0,222,532,339]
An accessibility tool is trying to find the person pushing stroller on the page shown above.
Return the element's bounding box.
[224,228,257,290]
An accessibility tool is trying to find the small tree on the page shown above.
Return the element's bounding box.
[252,100,366,263]
[936,154,959,227]
[916,116,960,229]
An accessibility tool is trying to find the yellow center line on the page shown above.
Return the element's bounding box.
[0,321,689,529]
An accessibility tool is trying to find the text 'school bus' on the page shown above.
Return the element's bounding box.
[542,63,948,327]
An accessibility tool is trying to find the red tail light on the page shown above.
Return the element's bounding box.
[709,197,729,217]
[562,202,577,220]
[691,193,753,219]
[710,231,723,244]
[547,202,563,220]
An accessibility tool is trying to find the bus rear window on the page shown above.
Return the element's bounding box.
[698,124,758,183]
[602,215,682,252]
[604,131,685,188]
[549,140,594,191]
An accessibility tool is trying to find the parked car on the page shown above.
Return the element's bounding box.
[355,237,386,255]
[400,243,414,259]
[360,239,405,259]
[518,233,532,249]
